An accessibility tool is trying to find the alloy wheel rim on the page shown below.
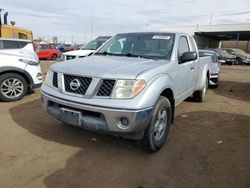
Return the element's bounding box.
[154,109,168,141]
[1,78,24,98]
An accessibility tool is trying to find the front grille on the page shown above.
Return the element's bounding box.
[64,74,92,95]
[97,79,116,97]
[53,72,58,88]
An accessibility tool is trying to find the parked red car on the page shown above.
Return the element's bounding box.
[37,44,61,60]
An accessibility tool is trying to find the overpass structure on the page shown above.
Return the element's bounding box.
[161,23,250,50]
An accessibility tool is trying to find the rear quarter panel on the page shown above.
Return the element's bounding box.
[195,56,212,90]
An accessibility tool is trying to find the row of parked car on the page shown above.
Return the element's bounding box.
[212,48,250,65]
[35,36,112,61]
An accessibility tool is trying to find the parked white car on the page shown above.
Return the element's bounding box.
[199,50,221,87]
[0,50,42,101]
[62,36,111,61]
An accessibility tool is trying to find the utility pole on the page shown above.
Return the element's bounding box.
[209,13,213,25]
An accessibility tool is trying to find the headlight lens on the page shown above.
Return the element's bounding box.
[112,79,146,99]
[19,59,39,66]
[45,69,53,86]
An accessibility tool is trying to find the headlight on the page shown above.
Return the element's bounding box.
[112,79,146,99]
[19,59,39,66]
[45,69,53,86]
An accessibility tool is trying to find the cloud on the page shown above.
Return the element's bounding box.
[1,0,250,42]
[184,0,196,3]
[220,11,250,16]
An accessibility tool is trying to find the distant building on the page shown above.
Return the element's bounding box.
[161,23,250,52]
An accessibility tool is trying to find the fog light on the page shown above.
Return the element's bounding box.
[37,73,43,80]
[120,118,129,126]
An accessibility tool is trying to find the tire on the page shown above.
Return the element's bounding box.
[51,54,57,60]
[193,76,208,102]
[0,73,28,102]
[210,84,218,89]
[140,96,172,152]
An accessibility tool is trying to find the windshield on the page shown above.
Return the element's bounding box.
[95,33,175,60]
[83,40,106,50]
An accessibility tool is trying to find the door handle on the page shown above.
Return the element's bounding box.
[190,67,194,70]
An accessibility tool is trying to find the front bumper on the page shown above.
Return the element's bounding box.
[41,91,153,139]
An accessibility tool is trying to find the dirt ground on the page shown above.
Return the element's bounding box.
[0,62,249,188]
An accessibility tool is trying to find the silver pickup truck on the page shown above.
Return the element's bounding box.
[41,32,211,152]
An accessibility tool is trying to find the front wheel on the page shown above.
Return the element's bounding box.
[0,73,28,102]
[140,96,172,152]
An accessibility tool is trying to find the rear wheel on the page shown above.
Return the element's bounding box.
[0,73,28,102]
[193,76,208,102]
[140,96,172,152]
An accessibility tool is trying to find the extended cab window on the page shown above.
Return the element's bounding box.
[189,37,197,51]
[178,36,190,58]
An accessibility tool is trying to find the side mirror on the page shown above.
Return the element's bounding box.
[180,52,197,63]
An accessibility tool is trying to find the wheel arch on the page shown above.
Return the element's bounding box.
[160,88,175,124]
[0,67,33,89]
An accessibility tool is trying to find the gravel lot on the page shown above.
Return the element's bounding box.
[0,62,249,188]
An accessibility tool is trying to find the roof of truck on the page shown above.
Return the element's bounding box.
[115,32,186,35]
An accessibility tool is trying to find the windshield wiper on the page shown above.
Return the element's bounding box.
[95,51,118,56]
[121,53,157,60]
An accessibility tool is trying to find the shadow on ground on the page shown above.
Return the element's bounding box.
[212,80,250,102]
[9,100,250,188]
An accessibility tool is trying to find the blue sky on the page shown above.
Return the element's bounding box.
[1,0,250,43]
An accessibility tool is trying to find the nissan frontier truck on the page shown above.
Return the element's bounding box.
[41,32,211,152]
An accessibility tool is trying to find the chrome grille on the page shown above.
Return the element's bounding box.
[53,72,58,88]
[64,74,92,95]
[97,79,116,97]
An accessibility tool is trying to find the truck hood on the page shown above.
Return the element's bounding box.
[51,55,164,79]
[63,50,94,56]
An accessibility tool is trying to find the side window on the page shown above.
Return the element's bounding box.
[0,41,3,49]
[2,40,21,49]
[178,36,190,58]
